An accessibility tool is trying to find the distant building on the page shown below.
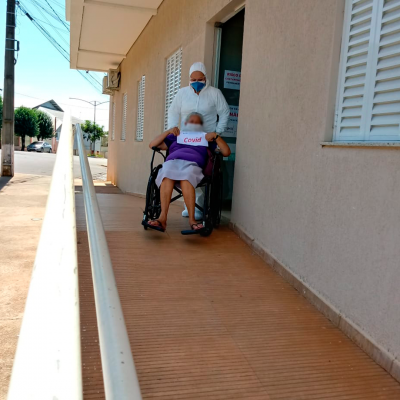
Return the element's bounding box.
[32,99,100,154]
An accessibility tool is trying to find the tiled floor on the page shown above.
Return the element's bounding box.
[76,185,400,400]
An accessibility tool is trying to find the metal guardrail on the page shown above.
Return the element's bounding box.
[7,111,83,400]
[76,123,142,400]
[7,115,142,400]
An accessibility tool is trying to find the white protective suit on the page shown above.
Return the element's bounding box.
[167,62,230,219]
[167,62,230,134]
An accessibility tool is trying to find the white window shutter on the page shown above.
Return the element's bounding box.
[335,0,400,141]
[164,48,182,130]
[335,0,379,140]
[366,0,400,140]
[136,76,145,141]
[121,93,127,141]
[111,102,116,141]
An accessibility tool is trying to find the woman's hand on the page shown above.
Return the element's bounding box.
[169,127,180,136]
[149,127,179,149]
[205,132,217,142]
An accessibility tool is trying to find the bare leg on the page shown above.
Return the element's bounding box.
[180,180,203,230]
[149,178,174,230]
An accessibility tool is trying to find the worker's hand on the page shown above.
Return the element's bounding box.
[169,127,180,136]
[205,132,217,142]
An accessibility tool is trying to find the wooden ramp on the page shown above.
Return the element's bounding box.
[76,185,400,400]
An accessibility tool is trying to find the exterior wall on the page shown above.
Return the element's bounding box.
[107,0,240,189]
[107,0,400,364]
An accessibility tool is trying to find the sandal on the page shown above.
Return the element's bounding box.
[191,223,204,230]
[142,219,165,232]
[181,222,205,236]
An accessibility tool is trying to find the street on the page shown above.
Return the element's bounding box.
[0,150,108,399]
[0,150,107,180]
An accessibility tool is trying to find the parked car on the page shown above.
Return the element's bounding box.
[27,141,52,153]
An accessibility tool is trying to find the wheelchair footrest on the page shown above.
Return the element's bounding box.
[181,228,204,236]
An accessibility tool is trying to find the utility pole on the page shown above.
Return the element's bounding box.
[69,99,109,126]
[1,0,16,176]
[69,98,109,153]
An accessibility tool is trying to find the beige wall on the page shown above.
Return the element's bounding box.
[108,0,400,362]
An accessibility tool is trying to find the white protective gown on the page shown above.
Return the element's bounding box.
[167,62,230,218]
[167,62,230,134]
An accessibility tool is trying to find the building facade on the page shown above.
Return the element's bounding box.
[68,0,400,379]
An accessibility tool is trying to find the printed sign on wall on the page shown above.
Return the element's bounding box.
[224,70,241,90]
[177,131,208,147]
[225,105,239,137]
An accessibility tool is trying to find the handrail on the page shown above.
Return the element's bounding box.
[7,111,82,400]
[76,123,142,399]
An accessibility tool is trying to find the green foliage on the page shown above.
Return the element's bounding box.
[0,95,3,131]
[81,120,106,150]
[35,109,54,141]
[14,107,39,151]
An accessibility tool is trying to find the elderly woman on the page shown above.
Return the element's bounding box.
[146,112,231,232]
[167,62,230,220]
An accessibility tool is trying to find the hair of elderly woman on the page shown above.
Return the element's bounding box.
[185,112,204,124]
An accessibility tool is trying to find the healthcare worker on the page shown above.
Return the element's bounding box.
[167,61,230,219]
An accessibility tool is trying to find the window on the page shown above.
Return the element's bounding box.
[334,0,400,142]
[121,93,127,141]
[136,76,145,141]
[111,102,116,141]
[164,47,182,130]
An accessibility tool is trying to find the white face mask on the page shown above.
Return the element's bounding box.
[185,123,203,132]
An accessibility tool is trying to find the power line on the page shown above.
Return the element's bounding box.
[30,16,69,31]
[28,0,69,47]
[43,0,69,31]
[13,91,110,109]
[17,1,102,92]
[25,0,102,88]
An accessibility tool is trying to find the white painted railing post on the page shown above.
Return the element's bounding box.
[76,124,142,400]
[7,111,82,400]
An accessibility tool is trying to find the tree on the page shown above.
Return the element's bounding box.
[35,109,54,141]
[81,120,106,153]
[14,106,39,151]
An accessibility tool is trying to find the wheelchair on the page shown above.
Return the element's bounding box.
[142,146,223,236]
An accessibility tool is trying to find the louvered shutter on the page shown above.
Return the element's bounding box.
[164,48,182,130]
[335,0,378,140]
[121,93,127,141]
[366,0,400,140]
[136,76,145,141]
[335,0,400,141]
[111,102,116,141]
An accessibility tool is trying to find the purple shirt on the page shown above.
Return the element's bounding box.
[164,134,215,169]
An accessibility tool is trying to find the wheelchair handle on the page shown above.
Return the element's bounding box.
[150,146,166,172]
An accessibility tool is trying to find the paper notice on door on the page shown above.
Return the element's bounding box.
[224,105,239,137]
[177,131,208,147]
[224,70,241,90]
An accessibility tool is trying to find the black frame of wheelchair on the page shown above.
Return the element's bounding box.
[142,146,223,236]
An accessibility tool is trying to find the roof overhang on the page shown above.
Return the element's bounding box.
[66,0,162,71]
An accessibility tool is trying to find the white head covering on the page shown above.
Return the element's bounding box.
[189,62,209,90]
[189,61,207,78]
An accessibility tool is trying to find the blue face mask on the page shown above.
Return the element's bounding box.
[190,81,206,92]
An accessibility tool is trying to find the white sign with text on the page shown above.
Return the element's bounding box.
[224,70,241,90]
[177,131,208,147]
[225,105,239,137]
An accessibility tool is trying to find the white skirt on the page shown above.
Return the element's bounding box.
[156,159,204,189]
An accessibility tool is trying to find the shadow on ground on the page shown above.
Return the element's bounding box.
[0,177,12,191]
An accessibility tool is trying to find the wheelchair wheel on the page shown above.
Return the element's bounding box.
[212,166,223,228]
[143,165,162,228]
[200,182,214,237]
[200,167,223,237]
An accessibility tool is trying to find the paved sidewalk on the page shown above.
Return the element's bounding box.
[76,187,400,400]
[0,174,51,400]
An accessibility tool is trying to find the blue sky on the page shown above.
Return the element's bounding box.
[0,0,110,129]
